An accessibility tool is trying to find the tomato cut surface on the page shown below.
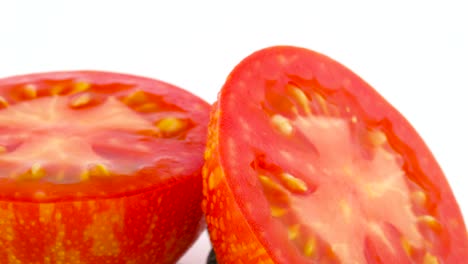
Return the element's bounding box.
[0,71,210,263]
[202,46,468,264]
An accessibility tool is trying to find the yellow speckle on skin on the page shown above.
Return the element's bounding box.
[34,191,47,199]
[271,114,293,136]
[208,167,222,191]
[39,203,55,223]
[84,202,123,257]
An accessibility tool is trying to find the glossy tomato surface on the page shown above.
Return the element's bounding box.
[0,71,210,263]
[203,46,468,263]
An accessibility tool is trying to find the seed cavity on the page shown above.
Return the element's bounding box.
[271,114,293,135]
[304,237,317,257]
[423,252,439,264]
[70,93,92,108]
[279,172,308,193]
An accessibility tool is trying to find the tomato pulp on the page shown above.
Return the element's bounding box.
[203,46,468,263]
[0,71,210,263]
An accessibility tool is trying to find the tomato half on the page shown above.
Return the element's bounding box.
[202,46,468,263]
[0,71,210,263]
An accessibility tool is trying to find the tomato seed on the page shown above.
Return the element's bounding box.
[286,84,311,115]
[339,200,352,221]
[423,252,439,264]
[368,130,387,147]
[419,215,441,231]
[400,236,413,256]
[70,81,91,94]
[270,206,287,218]
[156,117,187,135]
[279,172,308,194]
[22,84,37,99]
[303,237,317,257]
[314,93,329,115]
[411,191,427,207]
[135,103,158,112]
[30,163,46,180]
[270,114,293,135]
[70,93,92,108]
[288,224,300,240]
[122,90,148,106]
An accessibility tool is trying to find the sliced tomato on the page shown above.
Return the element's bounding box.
[203,46,468,263]
[0,71,210,263]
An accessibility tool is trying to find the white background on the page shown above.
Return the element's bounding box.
[1,1,467,263]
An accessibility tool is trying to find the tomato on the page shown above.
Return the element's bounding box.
[0,71,210,263]
[202,46,468,263]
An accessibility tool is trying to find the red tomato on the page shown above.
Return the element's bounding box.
[0,71,210,263]
[203,46,468,263]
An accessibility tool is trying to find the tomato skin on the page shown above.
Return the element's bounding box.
[0,176,204,263]
[202,104,274,264]
[0,71,210,263]
[203,46,468,263]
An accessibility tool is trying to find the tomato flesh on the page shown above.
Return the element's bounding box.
[203,46,468,263]
[0,71,210,263]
